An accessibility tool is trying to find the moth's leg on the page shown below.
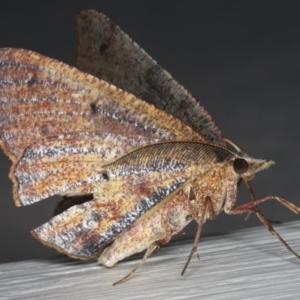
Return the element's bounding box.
[156,199,178,245]
[254,207,300,259]
[113,242,158,286]
[243,180,281,224]
[225,193,300,260]
[242,179,256,220]
[181,196,211,276]
[226,195,300,215]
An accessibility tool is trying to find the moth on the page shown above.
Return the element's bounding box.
[0,10,299,285]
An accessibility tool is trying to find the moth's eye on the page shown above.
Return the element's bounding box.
[233,158,249,175]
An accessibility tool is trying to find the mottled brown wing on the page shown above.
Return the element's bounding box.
[32,142,234,258]
[0,48,203,162]
[0,48,207,206]
[32,172,190,259]
[76,10,225,147]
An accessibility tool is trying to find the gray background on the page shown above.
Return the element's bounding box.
[0,1,299,263]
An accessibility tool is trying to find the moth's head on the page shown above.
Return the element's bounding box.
[232,156,274,181]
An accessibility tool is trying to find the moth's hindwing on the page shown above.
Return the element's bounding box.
[76,10,225,146]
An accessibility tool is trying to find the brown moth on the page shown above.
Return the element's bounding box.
[0,10,299,285]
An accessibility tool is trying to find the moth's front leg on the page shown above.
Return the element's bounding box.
[223,175,300,260]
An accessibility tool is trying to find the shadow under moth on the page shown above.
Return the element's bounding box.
[0,10,299,285]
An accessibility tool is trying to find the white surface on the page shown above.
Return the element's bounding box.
[0,221,300,300]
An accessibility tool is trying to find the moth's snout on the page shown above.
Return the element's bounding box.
[252,159,274,173]
[242,158,275,178]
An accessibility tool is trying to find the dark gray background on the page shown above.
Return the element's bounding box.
[0,1,300,263]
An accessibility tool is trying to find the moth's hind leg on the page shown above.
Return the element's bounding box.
[113,242,158,286]
[113,206,191,286]
[98,212,167,285]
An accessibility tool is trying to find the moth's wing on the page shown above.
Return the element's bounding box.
[32,169,192,259]
[11,132,161,206]
[32,142,233,258]
[76,10,225,146]
[0,48,206,206]
[0,48,202,163]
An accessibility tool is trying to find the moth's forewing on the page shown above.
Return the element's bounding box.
[0,48,207,206]
[32,142,235,258]
[0,48,203,162]
[76,10,225,146]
